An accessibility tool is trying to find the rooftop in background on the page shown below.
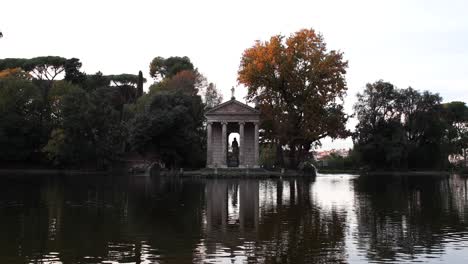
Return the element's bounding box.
[314,149,350,160]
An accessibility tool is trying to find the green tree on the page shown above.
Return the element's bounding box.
[203,82,223,109]
[64,58,86,85]
[0,56,68,84]
[107,73,147,102]
[129,91,205,168]
[444,101,468,167]
[0,77,42,161]
[0,56,72,144]
[105,73,147,120]
[82,71,110,91]
[149,56,194,80]
[43,86,124,168]
[238,28,349,168]
[137,70,144,98]
[354,80,449,169]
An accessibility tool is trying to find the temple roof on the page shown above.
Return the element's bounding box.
[205,98,260,116]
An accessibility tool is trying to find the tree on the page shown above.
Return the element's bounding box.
[43,86,124,168]
[0,56,68,96]
[0,58,29,72]
[0,77,42,161]
[107,73,147,102]
[148,69,208,96]
[82,71,110,91]
[20,56,68,81]
[238,28,349,168]
[149,56,194,80]
[444,101,468,167]
[353,81,403,168]
[0,56,71,139]
[137,70,144,98]
[399,90,446,168]
[354,80,449,169]
[105,73,147,120]
[129,91,206,168]
[0,67,30,79]
[162,70,200,96]
[64,58,86,85]
[203,82,223,109]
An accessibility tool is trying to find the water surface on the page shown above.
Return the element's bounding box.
[1,173,468,263]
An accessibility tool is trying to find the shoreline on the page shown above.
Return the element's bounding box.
[318,169,466,176]
[362,171,453,176]
[0,168,465,177]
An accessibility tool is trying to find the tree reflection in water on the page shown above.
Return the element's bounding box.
[353,174,468,262]
[1,174,468,263]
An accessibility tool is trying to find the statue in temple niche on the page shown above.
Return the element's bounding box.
[232,138,239,162]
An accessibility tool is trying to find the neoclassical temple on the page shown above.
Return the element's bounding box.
[205,92,260,168]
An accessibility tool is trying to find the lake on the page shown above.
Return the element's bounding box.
[1,173,468,263]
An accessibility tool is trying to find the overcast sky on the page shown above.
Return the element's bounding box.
[1,0,467,150]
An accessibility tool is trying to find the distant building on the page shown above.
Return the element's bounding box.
[314,149,350,161]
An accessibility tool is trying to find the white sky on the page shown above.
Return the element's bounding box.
[1,0,468,150]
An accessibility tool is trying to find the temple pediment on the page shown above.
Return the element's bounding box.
[205,99,260,116]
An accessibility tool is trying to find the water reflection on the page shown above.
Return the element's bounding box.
[352,174,468,263]
[1,174,468,263]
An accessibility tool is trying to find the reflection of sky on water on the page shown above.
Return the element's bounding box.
[198,174,468,263]
[2,174,468,263]
[313,174,357,210]
[350,174,468,264]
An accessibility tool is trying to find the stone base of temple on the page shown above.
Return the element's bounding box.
[206,165,261,169]
[154,167,316,178]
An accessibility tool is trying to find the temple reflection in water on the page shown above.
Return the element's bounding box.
[204,180,260,239]
[1,174,468,263]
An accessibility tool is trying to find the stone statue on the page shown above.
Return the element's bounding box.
[232,138,239,161]
[231,86,235,100]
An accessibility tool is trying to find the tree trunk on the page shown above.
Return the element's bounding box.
[464,148,467,168]
[275,142,285,168]
[297,141,312,167]
[289,143,297,169]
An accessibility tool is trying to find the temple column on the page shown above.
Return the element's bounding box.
[239,122,245,167]
[206,122,212,167]
[221,122,227,167]
[254,122,259,168]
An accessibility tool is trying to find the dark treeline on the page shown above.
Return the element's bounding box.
[353,80,468,170]
[0,56,222,169]
[1,28,467,171]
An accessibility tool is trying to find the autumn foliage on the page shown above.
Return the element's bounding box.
[238,28,349,168]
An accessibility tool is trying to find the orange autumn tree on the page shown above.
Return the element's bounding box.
[0,67,30,79]
[238,28,349,168]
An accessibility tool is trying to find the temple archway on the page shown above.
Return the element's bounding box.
[228,132,240,167]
